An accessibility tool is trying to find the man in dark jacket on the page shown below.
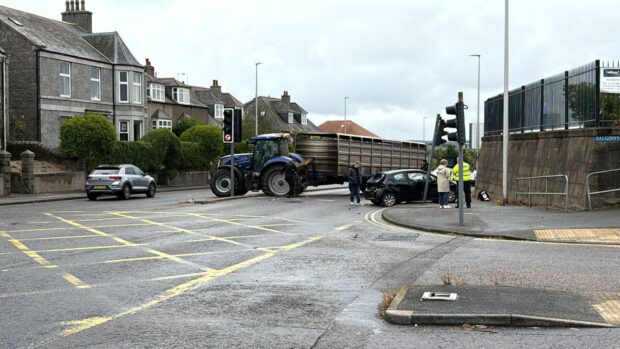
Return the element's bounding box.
[347,161,363,205]
[281,161,299,198]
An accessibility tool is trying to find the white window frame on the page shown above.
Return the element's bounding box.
[119,120,129,141]
[133,73,142,104]
[119,71,129,103]
[301,113,307,125]
[90,67,101,101]
[214,104,224,119]
[60,61,71,98]
[288,112,294,124]
[148,83,165,102]
[172,87,190,105]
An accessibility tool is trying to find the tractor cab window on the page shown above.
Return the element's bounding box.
[253,140,281,172]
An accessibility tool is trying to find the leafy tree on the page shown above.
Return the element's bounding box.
[432,143,477,169]
[60,113,115,171]
[141,129,181,175]
[180,125,223,169]
[242,106,278,140]
[173,116,203,137]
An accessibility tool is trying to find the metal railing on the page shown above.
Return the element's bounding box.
[515,175,569,211]
[587,168,620,211]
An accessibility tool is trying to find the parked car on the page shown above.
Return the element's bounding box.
[85,165,156,201]
[364,169,457,207]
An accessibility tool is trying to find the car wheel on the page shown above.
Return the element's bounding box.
[449,190,457,203]
[146,183,156,198]
[87,193,98,201]
[381,192,397,207]
[117,184,131,200]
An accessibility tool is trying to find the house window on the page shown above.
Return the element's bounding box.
[214,104,224,119]
[148,83,165,102]
[119,121,129,141]
[288,112,294,124]
[301,113,307,125]
[119,71,129,103]
[90,67,101,101]
[172,88,190,105]
[133,120,142,141]
[133,73,142,104]
[60,61,71,97]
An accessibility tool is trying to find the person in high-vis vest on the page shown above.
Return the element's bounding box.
[451,157,472,208]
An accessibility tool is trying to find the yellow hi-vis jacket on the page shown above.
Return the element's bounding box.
[451,162,472,181]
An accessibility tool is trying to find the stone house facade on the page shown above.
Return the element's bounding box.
[0,47,7,150]
[244,91,320,133]
[0,1,147,148]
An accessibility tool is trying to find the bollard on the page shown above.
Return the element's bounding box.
[0,150,10,196]
[21,150,35,194]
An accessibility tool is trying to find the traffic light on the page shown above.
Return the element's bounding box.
[445,101,467,145]
[223,109,233,143]
[433,119,448,146]
[233,108,242,142]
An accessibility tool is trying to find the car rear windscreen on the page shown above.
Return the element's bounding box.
[91,169,120,175]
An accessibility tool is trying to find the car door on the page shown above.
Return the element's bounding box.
[123,166,138,190]
[391,172,413,202]
[407,172,426,201]
[133,166,149,190]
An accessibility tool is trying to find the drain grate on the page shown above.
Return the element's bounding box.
[374,233,419,242]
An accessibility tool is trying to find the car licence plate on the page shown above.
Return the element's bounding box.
[94,186,106,190]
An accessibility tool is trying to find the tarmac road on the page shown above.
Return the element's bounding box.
[0,189,618,348]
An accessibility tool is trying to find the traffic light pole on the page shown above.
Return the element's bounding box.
[457,92,465,226]
[230,111,235,198]
[423,114,441,203]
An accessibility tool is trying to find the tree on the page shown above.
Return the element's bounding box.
[141,128,181,175]
[179,125,223,169]
[242,106,278,140]
[60,113,116,171]
[173,116,203,137]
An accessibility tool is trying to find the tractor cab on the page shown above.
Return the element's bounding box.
[249,134,292,174]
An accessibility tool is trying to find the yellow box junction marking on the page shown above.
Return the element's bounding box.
[1,230,90,289]
[62,236,323,336]
[336,224,354,232]
[535,228,620,244]
[45,213,213,273]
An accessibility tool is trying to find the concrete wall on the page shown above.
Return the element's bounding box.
[476,128,620,211]
[11,171,85,194]
[0,21,38,142]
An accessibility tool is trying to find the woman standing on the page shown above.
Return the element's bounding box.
[436,159,451,209]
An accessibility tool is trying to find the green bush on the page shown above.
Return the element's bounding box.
[105,141,160,173]
[180,125,223,169]
[60,113,116,170]
[173,116,203,137]
[141,128,181,173]
[178,142,206,171]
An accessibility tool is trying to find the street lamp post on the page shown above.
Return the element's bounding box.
[502,0,510,204]
[344,97,350,134]
[423,116,432,144]
[255,62,262,136]
[470,54,481,151]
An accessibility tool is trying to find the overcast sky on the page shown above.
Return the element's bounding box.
[4,0,620,140]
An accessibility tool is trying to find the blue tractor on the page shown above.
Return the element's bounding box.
[211,134,304,197]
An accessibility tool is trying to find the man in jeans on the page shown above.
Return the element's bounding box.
[347,161,363,205]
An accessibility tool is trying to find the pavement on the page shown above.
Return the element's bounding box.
[382,201,620,244]
[386,285,613,328]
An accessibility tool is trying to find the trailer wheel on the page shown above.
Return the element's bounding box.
[262,165,290,197]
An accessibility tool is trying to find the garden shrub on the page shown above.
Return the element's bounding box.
[60,113,115,171]
[141,128,181,174]
[173,116,203,137]
[180,125,223,169]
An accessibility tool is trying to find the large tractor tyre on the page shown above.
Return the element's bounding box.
[261,165,291,197]
[212,169,246,197]
[235,179,249,196]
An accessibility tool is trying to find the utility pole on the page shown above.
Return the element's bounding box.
[255,62,261,136]
[502,0,510,204]
[344,97,350,134]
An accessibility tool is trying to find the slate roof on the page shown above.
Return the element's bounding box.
[0,5,141,67]
[319,120,380,138]
[245,96,320,133]
[151,109,171,120]
[82,32,141,66]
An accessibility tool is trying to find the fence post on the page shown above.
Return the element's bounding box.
[564,71,570,130]
[595,60,601,127]
[540,79,545,132]
[0,150,10,196]
[21,150,35,194]
[520,86,526,133]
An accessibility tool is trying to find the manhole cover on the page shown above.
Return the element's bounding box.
[374,233,419,242]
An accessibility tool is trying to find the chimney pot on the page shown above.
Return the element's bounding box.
[81,0,85,11]
[65,1,70,12]
[213,80,219,86]
[70,0,75,11]
[210,80,222,95]
[281,91,291,105]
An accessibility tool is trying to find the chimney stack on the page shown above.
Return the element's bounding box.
[144,59,156,77]
[62,0,93,33]
[210,80,222,95]
[281,91,290,105]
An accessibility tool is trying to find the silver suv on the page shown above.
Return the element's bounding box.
[85,165,156,201]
